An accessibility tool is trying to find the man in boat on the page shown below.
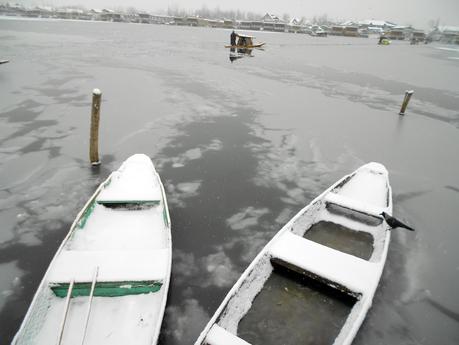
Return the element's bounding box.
[230,30,238,46]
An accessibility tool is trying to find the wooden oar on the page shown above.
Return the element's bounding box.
[57,279,75,345]
[81,267,99,345]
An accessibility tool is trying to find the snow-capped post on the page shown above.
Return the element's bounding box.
[399,90,414,115]
[89,88,102,165]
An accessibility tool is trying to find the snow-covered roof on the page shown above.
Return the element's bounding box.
[36,6,53,11]
[439,26,459,33]
[262,13,280,22]
[342,20,358,26]
[359,19,396,27]
[290,17,302,25]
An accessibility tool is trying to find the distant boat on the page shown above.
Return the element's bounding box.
[225,34,266,49]
[195,163,393,345]
[0,60,9,65]
[12,154,172,345]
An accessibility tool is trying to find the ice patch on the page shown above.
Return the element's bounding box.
[0,209,19,244]
[226,207,270,231]
[436,46,459,53]
[184,148,202,160]
[173,250,240,288]
[177,181,202,194]
[275,208,293,224]
[0,261,24,312]
[165,299,210,343]
[165,140,223,169]
[166,181,202,207]
[202,252,240,288]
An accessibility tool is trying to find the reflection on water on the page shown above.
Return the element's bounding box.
[238,260,356,345]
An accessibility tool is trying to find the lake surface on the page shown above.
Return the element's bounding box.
[1,18,459,344]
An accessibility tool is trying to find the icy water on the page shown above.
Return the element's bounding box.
[1,18,459,344]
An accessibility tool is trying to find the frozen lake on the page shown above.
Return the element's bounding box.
[1,18,459,344]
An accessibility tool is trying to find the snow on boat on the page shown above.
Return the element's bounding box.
[13,154,171,345]
[195,162,392,345]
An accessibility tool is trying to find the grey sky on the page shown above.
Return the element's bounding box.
[28,0,459,28]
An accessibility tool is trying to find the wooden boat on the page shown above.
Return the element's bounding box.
[225,34,265,49]
[13,154,171,345]
[195,163,393,345]
[0,59,9,64]
[225,43,265,49]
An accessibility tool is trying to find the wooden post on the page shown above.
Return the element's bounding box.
[89,89,101,165]
[399,90,414,115]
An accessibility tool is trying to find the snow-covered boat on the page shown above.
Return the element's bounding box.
[13,154,171,345]
[195,162,393,345]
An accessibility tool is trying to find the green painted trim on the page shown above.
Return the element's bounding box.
[77,200,96,229]
[51,281,162,298]
[159,183,170,228]
[162,207,169,227]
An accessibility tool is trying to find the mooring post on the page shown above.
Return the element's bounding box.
[399,90,414,115]
[89,89,102,165]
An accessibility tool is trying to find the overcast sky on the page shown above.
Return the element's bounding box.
[21,0,459,28]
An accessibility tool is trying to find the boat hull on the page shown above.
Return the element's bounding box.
[225,43,266,49]
[12,154,172,345]
[195,162,392,345]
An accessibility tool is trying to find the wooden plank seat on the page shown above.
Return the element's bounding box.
[96,166,162,205]
[269,232,379,295]
[324,192,387,218]
[205,324,251,345]
[48,249,169,297]
[96,199,161,207]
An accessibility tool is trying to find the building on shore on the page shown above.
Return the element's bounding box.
[411,30,426,42]
[438,26,459,44]
[358,20,396,31]
[343,25,360,37]
[330,25,345,36]
[386,26,411,40]
[6,4,447,44]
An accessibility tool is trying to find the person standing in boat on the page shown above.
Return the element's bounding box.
[230,30,238,46]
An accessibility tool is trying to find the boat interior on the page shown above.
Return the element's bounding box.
[205,165,390,345]
[236,259,358,345]
[14,160,171,345]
